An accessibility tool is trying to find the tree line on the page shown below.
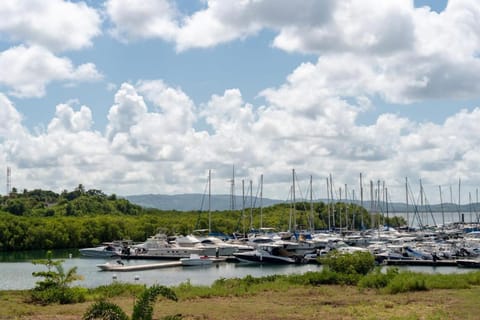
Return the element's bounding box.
[0,186,405,251]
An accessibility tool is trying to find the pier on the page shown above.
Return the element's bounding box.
[381,259,458,267]
[97,257,228,271]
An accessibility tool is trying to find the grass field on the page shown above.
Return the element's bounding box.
[2,284,480,320]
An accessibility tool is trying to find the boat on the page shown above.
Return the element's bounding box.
[97,260,181,271]
[123,232,210,259]
[180,254,213,266]
[79,242,124,258]
[233,244,298,264]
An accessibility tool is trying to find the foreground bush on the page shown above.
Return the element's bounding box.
[30,251,84,304]
[83,284,178,320]
[358,267,399,289]
[319,250,376,284]
[385,272,428,294]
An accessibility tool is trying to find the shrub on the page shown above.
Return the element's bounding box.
[82,300,129,320]
[297,269,341,285]
[358,267,399,289]
[30,286,86,305]
[30,251,84,304]
[83,285,177,320]
[385,272,428,294]
[321,250,375,275]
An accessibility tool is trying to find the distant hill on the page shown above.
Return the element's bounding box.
[125,193,284,211]
[125,193,480,213]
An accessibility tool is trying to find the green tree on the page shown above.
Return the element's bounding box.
[31,251,84,304]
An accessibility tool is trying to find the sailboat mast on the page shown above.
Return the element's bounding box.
[330,174,334,231]
[208,169,211,233]
[310,175,314,232]
[249,180,253,231]
[260,174,263,229]
[405,177,409,231]
[385,186,389,228]
[360,173,364,230]
[339,186,342,231]
[326,177,331,231]
[345,183,348,231]
[230,165,235,211]
[370,180,375,229]
[292,168,296,232]
[459,178,462,224]
[439,185,445,229]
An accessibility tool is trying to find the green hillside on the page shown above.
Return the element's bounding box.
[0,185,404,251]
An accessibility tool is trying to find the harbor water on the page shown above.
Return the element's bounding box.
[0,250,322,290]
[0,250,474,291]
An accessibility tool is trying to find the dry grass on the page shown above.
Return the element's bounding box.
[3,286,480,320]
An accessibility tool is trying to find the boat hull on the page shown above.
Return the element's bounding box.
[233,251,296,264]
[180,254,214,266]
[79,247,121,258]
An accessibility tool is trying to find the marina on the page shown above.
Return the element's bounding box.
[0,253,323,291]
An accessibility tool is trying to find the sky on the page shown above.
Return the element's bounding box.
[2,0,480,206]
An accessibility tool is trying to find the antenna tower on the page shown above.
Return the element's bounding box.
[6,166,11,195]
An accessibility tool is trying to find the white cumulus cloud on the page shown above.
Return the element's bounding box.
[0,45,102,98]
[0,0,101,52]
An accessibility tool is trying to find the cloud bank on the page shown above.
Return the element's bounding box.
[1,0,480,204]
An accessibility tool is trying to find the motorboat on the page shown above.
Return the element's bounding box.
[79,242,124,258]
[129,232,209,259]
[199,236,246,256]
[233,244,298,264]
[172,234,217,256]
[180,254,213,266]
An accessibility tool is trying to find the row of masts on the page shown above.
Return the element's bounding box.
[201,168,480,234]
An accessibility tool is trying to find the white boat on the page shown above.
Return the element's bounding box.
[200,236,245,256]
[233,245,298,264]
[180,254,213,266]
[130,232,208,259]
[79,242,123,258]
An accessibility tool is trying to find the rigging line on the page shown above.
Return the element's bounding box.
[195,174,211,230]
[406,180,424,229]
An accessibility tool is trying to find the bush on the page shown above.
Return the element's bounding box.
[385,272,428,294]
[30,286,86,305]
[320,250,375,276]
[30,251,84,304]
[296,269,342,285]
[358,267,399,289]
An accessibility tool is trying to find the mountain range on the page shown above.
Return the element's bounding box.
[125,193,480,213]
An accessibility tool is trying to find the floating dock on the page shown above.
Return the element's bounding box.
[97,257,227,272]
[382,259,458,267]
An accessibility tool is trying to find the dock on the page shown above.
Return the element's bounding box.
[97,257,227,271]
[382,259,458,267]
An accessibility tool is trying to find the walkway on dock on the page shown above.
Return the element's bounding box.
[97,257,227,272]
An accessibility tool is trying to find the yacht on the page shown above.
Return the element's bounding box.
[129,232,208,259]
[79,241,125,258]
[233,244,298,264]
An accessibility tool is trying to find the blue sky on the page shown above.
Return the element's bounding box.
[1,0,480,205]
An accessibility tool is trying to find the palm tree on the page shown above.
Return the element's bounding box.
[83,285,178,320]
